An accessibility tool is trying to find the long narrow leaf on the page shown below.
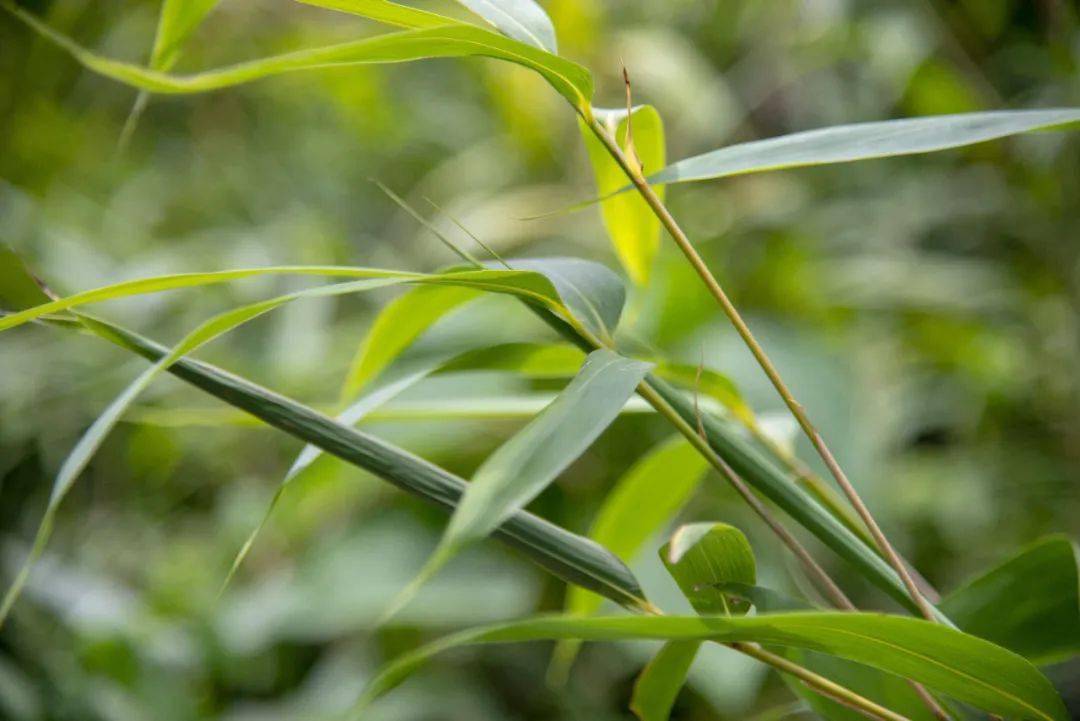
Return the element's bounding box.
[356,612,1067,721]
[453,0,557,53]
[295,0,461,29]
[630,640,701,721]
[61,316,649,611]
[2,3,593,110]
[650,109,1080,186]
[0,278,407,626]
[0,265,565,334]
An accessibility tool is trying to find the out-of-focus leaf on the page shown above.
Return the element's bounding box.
[0,265,567,334]
[2,3,593,110]
[356,612,1068,721]
[567,436,709,618]
[151,0,221,69]
[385,350,652,615]
[661,523,756,616]
[0,278,408,626]
[630,640,701,721]
[650,109,1080,186]
[56,316,652,611]
[453,0,557,52]
[581,105,666,284]
[942,535,1080,665]
[340,284,481,400]
[652,360,753,424]
[439,342,586,377]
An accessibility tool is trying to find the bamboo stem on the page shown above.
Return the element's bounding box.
[584,113,939,624]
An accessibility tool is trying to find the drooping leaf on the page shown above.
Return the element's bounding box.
[660,522,757,616]
[2,3,593,110]
[0,265,567,334]
[581,106,666,284]
[54,315,651,612]
[649,109,1080,186]
[508,257,626,341]
[630,640,701,721]
[941,535,1080,665]
[0,278,411,626]
[386,349,653,616]
[356,612,1068,721]
[340,284,481,401]
[453,0,557,53]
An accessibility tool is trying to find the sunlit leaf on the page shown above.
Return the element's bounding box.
[661,522,756,616]
[2,3,593,110]
[942,535,1080,665]
[630,640,701,721]
[356,612,1068,721]
[151,0,221,69]
[650,109,1080,186]
[582,105,666,284]
[340,284,481,401]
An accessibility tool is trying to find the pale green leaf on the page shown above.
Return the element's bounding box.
[630,640,701,721]
[1,3,593,110]
[508,257,626,341]
[582,105,666,284]
[453,0,557,53]
[650,109,1080,186]
[151,0,221,69]
[356,612,1068,721]
[661,522,756,616]
[942,535,1080,665]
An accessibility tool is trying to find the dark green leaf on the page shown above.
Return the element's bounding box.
[660,523,756,616]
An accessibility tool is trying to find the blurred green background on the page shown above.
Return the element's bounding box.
[2,1,1079,719]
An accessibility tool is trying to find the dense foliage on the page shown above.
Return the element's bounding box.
[1,1,1078,720]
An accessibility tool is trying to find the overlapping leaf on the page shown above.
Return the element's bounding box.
[356,612,1067,721]
[2,2,593,110]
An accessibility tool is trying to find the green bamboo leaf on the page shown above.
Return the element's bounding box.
[1,2,593,110]
[567,436,709,618]
[384,349,653,617]
[453,0,558,53]
[439,342,587,376]
[341,284,481,400]
[649,109,1080,186]
[630,640,701,721]
[661,523,757,616]
[509,257,626,341]
[295,0,461,29]
[0,265,567,334]
[651,361,753,424]
[151,0,221,69]
[0,277,412,627]
[644,376,949,621]
[53,315,650,612]
[581,106,666,284]
[942,535,1080,665]
[356,612,1067,721]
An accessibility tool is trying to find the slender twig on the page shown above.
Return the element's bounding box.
[583,110,939,625]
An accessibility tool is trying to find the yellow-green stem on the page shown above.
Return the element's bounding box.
[584,113,939,624]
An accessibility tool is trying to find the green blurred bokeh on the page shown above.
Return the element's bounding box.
[1,1,1078,718]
